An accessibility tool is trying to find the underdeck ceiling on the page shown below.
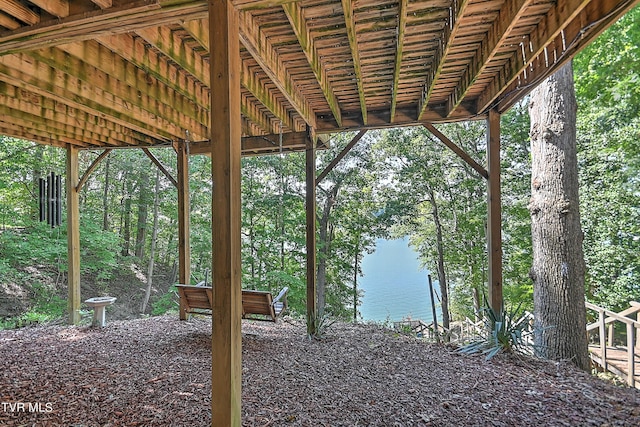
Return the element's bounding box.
[0,0,637,154]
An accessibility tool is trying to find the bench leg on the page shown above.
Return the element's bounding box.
[179,299,188,321]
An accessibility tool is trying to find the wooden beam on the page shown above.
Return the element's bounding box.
[28,0,70,18]
[176,141,191,291]
[446,0,531,116]
[179,19,293,132]
[0,12,21,30]
[0,53,180,141]
[341,0,367,125]
[97,33,209,115]
[90,0,113,8]
[190,131,312,155]
[390,0,408,123]
[57,41,208,135]
[423,124,488,179]
[210,1,242,425]
[306,129,317,336]
[316,130,366,185]
[0,0,209,55]
[0,103,129,147]
[0,122,90,148]
[143,148,178,187]
[66,145,81,324]
[476,0,594,114]
[486,109,502,315]
[232,0,299,9]
[0,0,40,26]
[494,0,640,113]
[29,46,206,140]
[283,3,342,127]
[417,0,470,120]
[239,10,317,129]
[77,149,112,192]
[0,85,161,146]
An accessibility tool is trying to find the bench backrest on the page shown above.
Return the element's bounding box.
[176,285,287,322]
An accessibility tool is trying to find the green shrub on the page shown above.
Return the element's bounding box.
[151,286,179,316]
[459,302,534,360]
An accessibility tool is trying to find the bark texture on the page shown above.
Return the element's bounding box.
[528,61,590,371]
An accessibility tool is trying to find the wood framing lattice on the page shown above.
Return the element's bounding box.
[0,0,637,153]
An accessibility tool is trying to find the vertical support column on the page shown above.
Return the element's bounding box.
[305,131,317,336]
[177,141,191,320]
[486,109,503,315]
[209,1,242,426]
[66,145,81,325]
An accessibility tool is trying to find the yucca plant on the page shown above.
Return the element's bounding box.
[459,302,534,360]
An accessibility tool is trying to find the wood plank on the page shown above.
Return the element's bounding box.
[390,0,408,123]
[283,2,342,127]
[210,1,243,426]
[0,1,208,55]
[417,0,470,120]
[28,0,70,18]
[341,0,367,125]
[475,0,593,113]
[239,9,317,129]
[423,123,488,179]
[90,0,113,8]
[494,0,640,113]
[180,18,292,132]
[142,148,177,188]
[316,130,366,185]
[0,0,40,26]
[486,109,502,314]
[0,53,180,141]
[29,46,207,140]
[0,12,21,30]
[57,41,207,134]
[66,145,81,324]
[96,33,209,116]
[0,85,162,146]
[446,0,532,116]
[77,149,112,192]
[306,130,317,336]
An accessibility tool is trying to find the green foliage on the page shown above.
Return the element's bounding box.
[308,310,337,340]
[151,286,179,316]
[573,7,640,311]
[459,302,534,360]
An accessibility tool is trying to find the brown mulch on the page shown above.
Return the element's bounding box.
[1,316,639,426]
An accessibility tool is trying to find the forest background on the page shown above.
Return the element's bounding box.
[0,8,638,328]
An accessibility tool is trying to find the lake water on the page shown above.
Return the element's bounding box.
[359,237,441,323]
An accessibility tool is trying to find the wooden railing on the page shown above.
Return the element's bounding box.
[586,301,640,387]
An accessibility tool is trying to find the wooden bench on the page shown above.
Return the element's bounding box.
[175,284,288,322]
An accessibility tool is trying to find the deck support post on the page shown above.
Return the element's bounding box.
[209,1,242,426]
[486,109,503,315]
[177,140,191,320]
[66,144,81,325]
[306,129,317,336]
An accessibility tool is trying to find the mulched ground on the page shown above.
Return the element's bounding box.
[1,316,639,426]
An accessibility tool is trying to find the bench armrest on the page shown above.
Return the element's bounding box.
[272,287,289,307]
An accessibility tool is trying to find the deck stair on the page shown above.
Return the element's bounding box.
[586,301,640,388]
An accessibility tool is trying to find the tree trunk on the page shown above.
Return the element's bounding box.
[353,236,360,322]
[102,155,110,231]
[428,188,450,330]
[141,169,161,314]
[135,168,150,259]
[33,145,44,220]
[121,172,132,257]
[316,183,340,315]
[528,61,590,371]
